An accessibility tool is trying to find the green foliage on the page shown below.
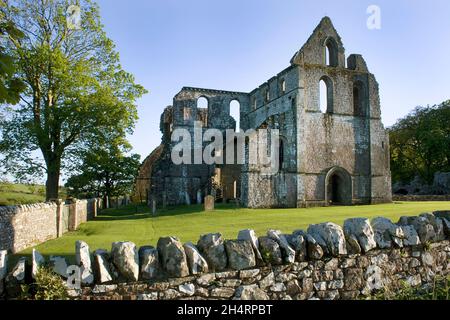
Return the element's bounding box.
[19,266,68,300]
[0,0,147,200]
[0,0,26,104]
[65,138,141,199]
[370,276,449,300]
[389,101,450,185]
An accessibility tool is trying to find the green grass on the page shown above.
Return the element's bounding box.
[14,201,450,265]
[0,183,67,206]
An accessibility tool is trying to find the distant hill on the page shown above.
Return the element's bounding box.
[0,183,67,206]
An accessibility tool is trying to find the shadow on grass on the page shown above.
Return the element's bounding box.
[95,203,241,221]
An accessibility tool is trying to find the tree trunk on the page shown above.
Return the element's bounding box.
[45,157,61,201]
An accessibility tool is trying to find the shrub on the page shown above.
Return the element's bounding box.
[370,276,449,300]
[20,267,68,300]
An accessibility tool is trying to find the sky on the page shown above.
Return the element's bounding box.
[96,0,450,159]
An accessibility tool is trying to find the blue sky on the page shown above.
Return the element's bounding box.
[96,0,450,159]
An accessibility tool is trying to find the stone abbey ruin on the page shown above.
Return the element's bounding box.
[135,17,392,208]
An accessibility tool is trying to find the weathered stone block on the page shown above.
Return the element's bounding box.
[157,237,189,278]
[258,237,282,265]
[235,284,269,300]
[75,240,94,285]
[398,216,436,243]
[93,250,114,284]
[237,229,263,265]
[197,233,227,272]
[343,218,377,253]
[183,242,208,275]
[267,230,296,264]
[32,249,45,279]
[139,246,160,280]
[111,241,140,281]
[49,256,69,279]
[307,223,347,256]
[224,240,256,270]
[286,233,307,262]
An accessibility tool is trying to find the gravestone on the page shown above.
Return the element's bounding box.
[204,195,215,211]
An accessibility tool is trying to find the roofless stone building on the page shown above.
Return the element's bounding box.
[134,17,392,208]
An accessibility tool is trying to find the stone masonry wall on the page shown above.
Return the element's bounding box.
[0,198,103,253]
[2,210,448,300]
[76,241,449,301]
[0,203,58,254]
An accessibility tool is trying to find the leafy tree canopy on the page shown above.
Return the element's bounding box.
[65,136,141,200]
[389,100,450,184]
[0,0,147,200]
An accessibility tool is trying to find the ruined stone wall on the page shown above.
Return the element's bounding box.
[292,18,391,207]
[145,17,393,209]
[151,88,249,206]
[2,210,448,300]
[241,65,299,208]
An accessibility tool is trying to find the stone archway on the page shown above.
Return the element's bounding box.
[325,167,352,205]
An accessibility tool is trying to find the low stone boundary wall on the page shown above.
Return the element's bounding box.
[393,195,450,201]
[1,210,449,300]
[0,198,103,253]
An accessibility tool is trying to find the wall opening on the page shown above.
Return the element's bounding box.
[230,100,240,132]
[325,167,352,206]
[319,76,333,113]
[197,97,208,109]
[324,37,338,67]
[279,139,285,172]
[265,89,270,103]
[280,79,286,94]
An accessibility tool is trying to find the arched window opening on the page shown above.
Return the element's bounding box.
[319,76,333,113]
[353,81,366,117]
[280,79,286,94]
[197,96,208,109]
[265,89,270,103]
[279,139,285,172]
[324,38,338,67]
[230,100,240,132]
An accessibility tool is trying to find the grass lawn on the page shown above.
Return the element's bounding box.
[15,201,450,264]
[0,183,67,206]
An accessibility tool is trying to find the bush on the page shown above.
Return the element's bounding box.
[20,267,68,300]
[370,276,449,300]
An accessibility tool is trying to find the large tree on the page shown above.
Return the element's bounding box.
[389,100,450,184]
[65,138,140,201]
[0,0,25,104]
[0,0,146,200]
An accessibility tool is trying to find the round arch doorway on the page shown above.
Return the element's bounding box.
[325,167,352,206]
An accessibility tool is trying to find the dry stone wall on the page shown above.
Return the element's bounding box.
[1,210,449,300]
